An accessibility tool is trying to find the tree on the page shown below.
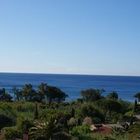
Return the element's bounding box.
[81,88,104,102]
[103,99,122,119]
[22,84,36,101]
[134,92,140,102]
[38,83,48,102]
[12,87,22,101]
[0,88,12,102]
[107,91,118,100]
[46,86,68,104]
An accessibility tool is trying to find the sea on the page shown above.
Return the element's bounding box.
[0,73,140,102]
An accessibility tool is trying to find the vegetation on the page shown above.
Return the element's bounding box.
[0,83,140,140]
[107,91,118,100]
[134,92,140,102]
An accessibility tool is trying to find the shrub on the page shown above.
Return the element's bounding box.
[127,123,140,139]
[103,136,116,140]
[68,117,77,127]
[17,116,34,133]
[71,125,90,136]
[52,132,72,140]
[0,103,17,118]
[15,102,35,112]
[81,88,104,102]
[80,104,105,123]
[83,117,92,126]
[0,114,15,129]
[3,127,22,140]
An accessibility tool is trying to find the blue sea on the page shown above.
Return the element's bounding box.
[0,73,140,102]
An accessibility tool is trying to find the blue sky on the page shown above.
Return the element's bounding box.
[0,0,140,75]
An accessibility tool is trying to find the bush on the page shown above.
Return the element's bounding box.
[80,104,105,123]
[52,132,72,140]
[71,125,93,140]
[16,116,34,133]
[127,123,140,139]
[0,114,15,129]
[71,125,90,137]
[0,103,17,118]
[3,127,22,140]
[83,117,92,126]
[15,102,35,112]
[103,136,116,140]
[68,117,77,127]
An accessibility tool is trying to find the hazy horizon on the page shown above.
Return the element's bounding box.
[0,0,139,76]
[0,71,140,77]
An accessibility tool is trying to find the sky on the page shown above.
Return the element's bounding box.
[0,0,140,76]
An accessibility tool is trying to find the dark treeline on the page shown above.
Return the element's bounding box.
[1,83,140,104]
[0,83,68,104]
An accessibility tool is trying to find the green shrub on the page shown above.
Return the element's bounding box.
[3,127,22,140]
[0,103,17,118]
[52,132,72,140]
[16,116,34,133]
[71,125,90,137]
[80,104,105,123]
[68,117,77,127]
[15,102,35,112]
[103,136,116,140]
[0,114,14,129]
[127,123,140,139]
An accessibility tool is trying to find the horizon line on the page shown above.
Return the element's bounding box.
[0,71,140,77]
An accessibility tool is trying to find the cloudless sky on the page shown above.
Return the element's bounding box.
[0,0,140,76]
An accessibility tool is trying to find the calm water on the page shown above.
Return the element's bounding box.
[0,73,140,101]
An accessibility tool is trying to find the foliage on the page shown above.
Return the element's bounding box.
[3,127,22,140]
[107,92,118,100]
[14,101,35,112]
[53,132,72,140]
[118,99,133,113]
[0,85,138,140]
[0,88,12,101]
[71,125,90,137]
[22,84,37,101]
[38,83,48,102]
[112,126,125,136]
[83,117,92,126]
[29,117,58,140]
[16,116,34,133]
[97,99,123,122]
[0,114,14,129]
[0,103,16,129]
[104,99,122,113]
[13,87,22,101]
[68,117,77,127]
[80,103,105,123]
[127,123,140,139]
[46,85,68,104]
[134,92,140,102]
[81,88,104,102]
